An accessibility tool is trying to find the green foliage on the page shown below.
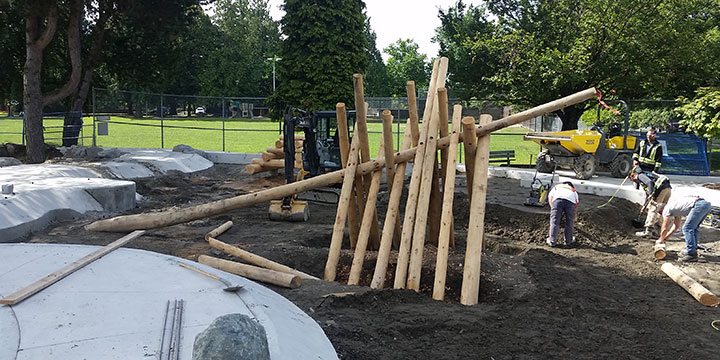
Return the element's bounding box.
[363,17,390,97]
[384,39,430,96]
[629,108,676,130]
[676,87,720,138]
[270,0,368,115]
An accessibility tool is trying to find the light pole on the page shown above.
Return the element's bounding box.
[267,56,281,91]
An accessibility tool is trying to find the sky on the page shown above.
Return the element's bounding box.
[266,0,486,60]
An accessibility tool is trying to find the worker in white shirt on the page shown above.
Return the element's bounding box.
[546,182,579,247]
[657,195,712,262]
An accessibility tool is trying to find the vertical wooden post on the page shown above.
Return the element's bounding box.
[461,116,478,200]
[371,122,412,289]
[432,104,462,301]
[394,58,444,289]
[407,86,446,291]
[406,81,420,147]
[353,74,381,249]
[336,103,360,247]
[348,142,385,285]
[460,114,491,305]
[381,110,396,191]
[428,87,451,246]
[324,125,361,281]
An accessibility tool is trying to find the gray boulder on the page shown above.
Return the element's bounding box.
[0,157,22,167]
[192,313,270,360]
[173,144,207,159]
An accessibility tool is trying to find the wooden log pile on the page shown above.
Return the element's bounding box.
[246,135,305,175]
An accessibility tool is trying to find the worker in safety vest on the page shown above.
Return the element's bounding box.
[629,167,671,237]
[545,182,579,247]
[633,128,663,173]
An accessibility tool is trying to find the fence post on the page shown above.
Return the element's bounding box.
[222,97,226,152]
[92,87,96,147]
[160,94,164,148]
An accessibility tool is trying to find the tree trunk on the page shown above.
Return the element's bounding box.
[557,105,585,131]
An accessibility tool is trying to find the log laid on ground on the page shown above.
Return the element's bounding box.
[654,243,667,260]
[407,84,447,291]
[207,237,317,280]
[371,122,413,289]
[325,124,362,281]
[0,231,145,305]
[275,139,304,149]
[199,255,301,289]
[205,221,233,241]
[261,151,283,162]
[660,262,719,307]
[85,88,597,233]
[460,114,492,306]
[432,105,462,301]
[461,116,478,199]
[394,58,444,289]
[348,141,386,285]
[336,102,360,248]
[245,163,274,175]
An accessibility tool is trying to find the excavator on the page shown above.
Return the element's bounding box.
[268,107,355,221]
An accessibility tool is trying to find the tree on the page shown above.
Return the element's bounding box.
[270,0,368,115]
[436,0,720,130]
[0,3,25,114]
[676,87,720,139]
[362,17,390,97]
[384,39,430,97]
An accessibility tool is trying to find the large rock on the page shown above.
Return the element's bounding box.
[0,157,22,167]
[192,313,270,360]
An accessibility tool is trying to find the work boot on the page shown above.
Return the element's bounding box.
[546,238,556,247]
[679,253,698,262]
[635,227,653,237]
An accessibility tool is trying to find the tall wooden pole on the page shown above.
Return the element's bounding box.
[381,110,396,190]
[461,116,478,200]
[336,102,360,247]
[348,142,385,285]
[371,122,412,289]
[432,105,462,301]
[353,74,381,248]
[86,88,598,233]
[324,125,361,281]
[394,58,445,289]
[406,81,420,147]
[460,114,491,305]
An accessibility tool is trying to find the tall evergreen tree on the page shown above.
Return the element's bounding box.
[270,0,368,115]
[363,17,390,97]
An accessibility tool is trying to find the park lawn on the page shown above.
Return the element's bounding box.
[0,115,543,165]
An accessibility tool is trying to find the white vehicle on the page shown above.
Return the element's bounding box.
[195,106,206,115]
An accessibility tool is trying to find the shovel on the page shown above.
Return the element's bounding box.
[631,196,652,228]
[179,262,243,292]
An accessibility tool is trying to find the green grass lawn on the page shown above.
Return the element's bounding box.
[0,115,564,166]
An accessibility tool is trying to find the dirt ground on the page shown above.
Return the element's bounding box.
[24,163,720,359]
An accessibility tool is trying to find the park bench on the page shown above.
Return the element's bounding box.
[489,150,515,166]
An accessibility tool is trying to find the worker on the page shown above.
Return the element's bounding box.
[657,195,712,262]
[545,181,579,247]
[628,167,672,237]
[633,128,663,173]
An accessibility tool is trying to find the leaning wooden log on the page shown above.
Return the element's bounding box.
[432,105,462,301]
[353,74,381,249]
[461,116,478,199]
[394,58,444,289]
[207,237,317,280]
[371,122,413,289]
[407,84,447,291]
[205,221,233,241]
[85,88,597,233]
[336,102,360,248]
[348,141,385,285]
[427,87,450,246]
[661,263,719,307]
[381,110,396,189]
[460,114,492,306]
[406,81,420,146]
[199,255,301,289]
[324,124,361,281]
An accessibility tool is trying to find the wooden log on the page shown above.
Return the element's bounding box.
[461,116,478,199]
[348,141,385,285]
[207,237,317,280]
[245,163,265,175]
[661,262,719,307]
[324,124,361,281]
[198,255,301,289]
[432,105,462,301]
[437,86,450,189]
[261,151,283,162]
[381,110,396,189]
[85,88,597,233]
[0,231,145,305]
[460,113,492,306]
[654,243,667,260]
[205,221,233,241]
[394,58,444,289]
[407,84,447,291]
[275,139,304,149]
[279,134,305,141]
[336,102,360,248]
[371,122,413,289]
[427,88,450,246]
[266,147,284,155]
[353,74,381,249]
[406,81,420,146]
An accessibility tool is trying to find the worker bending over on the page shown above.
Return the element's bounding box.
[545,182,579,247]
[657,196,712,262]
[629,167,672,237]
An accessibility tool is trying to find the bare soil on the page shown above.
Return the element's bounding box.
[25,164,720,359]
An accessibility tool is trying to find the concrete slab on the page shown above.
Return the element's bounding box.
[205,151,259,165]
[0,243,337,360]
